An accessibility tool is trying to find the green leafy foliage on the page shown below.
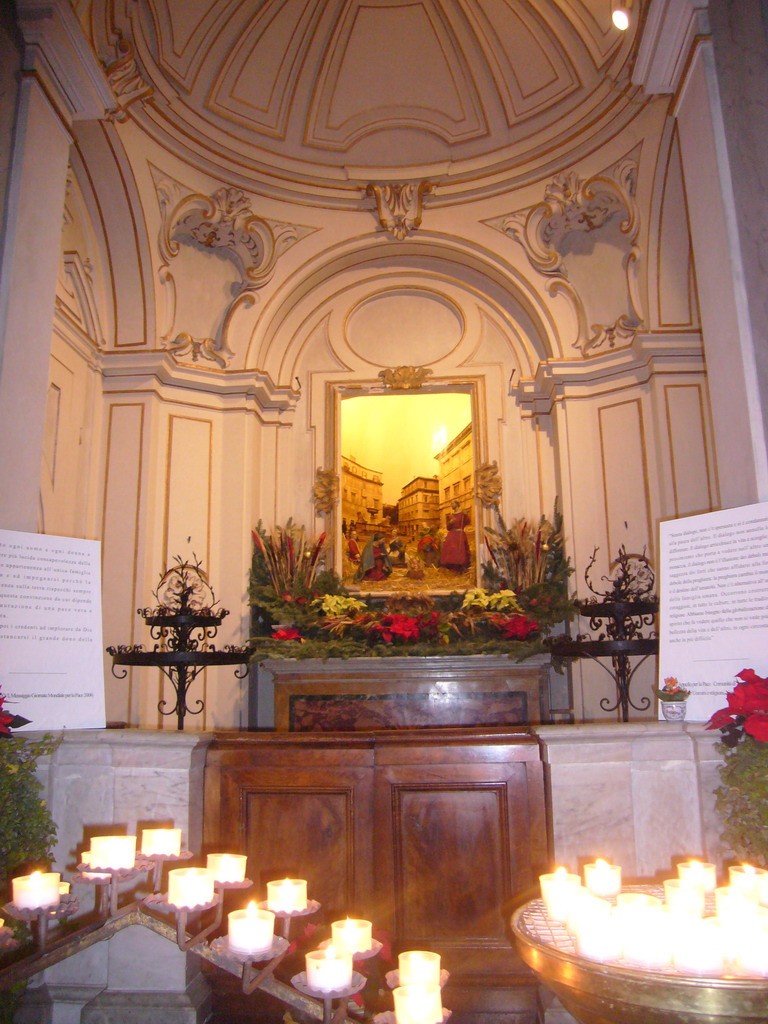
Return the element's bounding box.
[714,737,768,868]
[0,735,58,891]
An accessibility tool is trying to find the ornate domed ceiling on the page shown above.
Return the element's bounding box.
[88,0,645,202]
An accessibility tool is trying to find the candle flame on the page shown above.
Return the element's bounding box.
[554,866,568,879]
[743,864,756,875]
[30,871,42,881]
[325,945,338,961]
[245,901,258,917]
[595,859,610,869]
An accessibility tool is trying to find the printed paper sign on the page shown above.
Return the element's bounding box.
[0,529,106,730]
[659,502,768,722]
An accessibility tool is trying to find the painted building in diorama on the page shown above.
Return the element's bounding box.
[435,423,474,523]
[397,476,441,538]
[1,0,767,729]
[340,455,384,530]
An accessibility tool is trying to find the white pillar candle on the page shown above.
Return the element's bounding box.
[393,983,443,1024]
[583,859,622,899]
[331,917,373,954]
[206,853,247,883]
[80,850,111,881]
[89,835,137,871]
[663,878,706,917]
[732,912,768,976]
[614,895,662,959]
[573,902,620,961]
[758,873,768,909]
[565,888,603,937]
[168,867,215,909]
[141,828,182,857]
[539,868,582,922]
[58,881,70,896]
[622,906,674,968]
[672,916,725,975]
[228,901,275,955]
[715,885,761,926]
[12,871,61,910]
[305,946,353,993]
[729,864,767,900]
[677,860,717,894]
[398,951,441,986]
[266,878,308,913]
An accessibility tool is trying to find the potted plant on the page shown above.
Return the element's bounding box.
[654,676,691,721]
[706,669,768,867]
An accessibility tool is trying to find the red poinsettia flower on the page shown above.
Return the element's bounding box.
[491,613,540,641]
[273,627,303,641]
[706,669,768,743]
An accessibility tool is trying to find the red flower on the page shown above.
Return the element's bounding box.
[491,614,540,640]
[0,710,12,735]
[273,628,303,641]
[706,669,768,743]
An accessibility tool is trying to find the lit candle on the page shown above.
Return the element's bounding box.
[89,835,137,871]
[715,885,760,927]
[305,946,353,993]
[732,911,768,977]
[393,983,443,1024]
[331,917,373,954]
[583,859,622,899]
[663,878,706,917]
[12,871,61,910]
[539,868,582,922]
[266,878,308,913]
[573,901,620,961]
[622,906,674,968]
[58,881,70,896]
[729,864,767,900]
[565,888,601,936]
[398,951,441,987]
[167,867,215,909]
[228,901,275,956]
[677,860,717,894]
[80,850,110,881]
[206,853,247,884]
[758,873,768,909]
[614,894,663,959]
[672,916,725,975]
[141,828,182,857]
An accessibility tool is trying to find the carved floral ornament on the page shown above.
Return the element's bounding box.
[491,158,643,357]
[378,366,433,390]
[313,469,339,515]
[155,179,309,368]
[365,181,435,240]
[475,461,503,509]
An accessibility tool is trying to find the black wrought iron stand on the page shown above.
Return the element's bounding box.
[548,548,658,722]
[107,558,251,729]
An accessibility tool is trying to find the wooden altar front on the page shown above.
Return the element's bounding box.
[250,653,561,730]
[204,727,548,1023]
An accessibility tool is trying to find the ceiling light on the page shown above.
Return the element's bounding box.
[612,1,631,30]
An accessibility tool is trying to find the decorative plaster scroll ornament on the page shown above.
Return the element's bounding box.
[155,176,311,368]
[490,157,643,357]
[378,366,433,390]
[475,461,502,509]
[104,36,154,122]
[165,333,228,369]
[365,182,435,240]
[313,469,339,515]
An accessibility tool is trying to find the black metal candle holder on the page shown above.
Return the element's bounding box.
[107,557,252,729]
[547,546,658,722]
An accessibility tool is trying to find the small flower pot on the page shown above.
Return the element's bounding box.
[661,701,687,722]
